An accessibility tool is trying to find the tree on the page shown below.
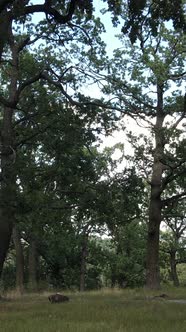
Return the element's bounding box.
[92,11,185,288]
[9,68,119,289]
[12,225,24,294]
[1,0,185,287]
[161,198,186,286]
[122,0,186,43]
[0,0,94,60]
[1,0,184,54]
[108,221,147,288]
[0,1,107,279]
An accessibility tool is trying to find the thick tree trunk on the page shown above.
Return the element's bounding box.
[0,107,16,278]
[170,250,179,287]
[0,10,11,61]
[12,226,24,294]
[0,25,18,279]
[79,234,88,292]
[146,84,165,289]
[146,197,161,289]
[28,239,38,291]
[0,207,13,277]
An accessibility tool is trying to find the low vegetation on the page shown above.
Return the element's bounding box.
[0,288,186,332]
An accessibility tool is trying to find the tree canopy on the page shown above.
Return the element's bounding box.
[0,0,185,291]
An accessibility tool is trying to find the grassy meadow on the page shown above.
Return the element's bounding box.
[0,288,186,332]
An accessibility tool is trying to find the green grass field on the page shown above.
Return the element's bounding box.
[0,288,186,332]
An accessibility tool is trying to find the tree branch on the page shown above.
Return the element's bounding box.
[161,162,186,190]
[17,72,43,96]
[19,0,78,24]
[0,72,43,108]
[15,123,52,148]
[171,93,186,129]
[162,191,186,207]
[40,71,125,114]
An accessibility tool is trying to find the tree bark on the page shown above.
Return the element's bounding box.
[0,105,16,278]
[170,250,180,287]
[146,84,165,289]
[0,21,18,279]
[28,239,38,291]
[0,204,14,277]
[12,225,24,294]
[0,9,11,61]
[146,199,161,289]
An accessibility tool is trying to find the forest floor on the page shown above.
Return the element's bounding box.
[0,287,186,332]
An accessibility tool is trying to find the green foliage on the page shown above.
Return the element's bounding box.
[1,263,16,290]
[122,0,186,43]
[1,0,186,292]
[108,221,147,287]
[177,264,186,285]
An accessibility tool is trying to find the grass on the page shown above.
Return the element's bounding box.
[0,287,186,332]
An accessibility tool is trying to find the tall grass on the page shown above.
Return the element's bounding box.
[0,288,186,332]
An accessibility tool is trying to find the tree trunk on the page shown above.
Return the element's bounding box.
[0,107,16,278]
[12,226,24,294]
[28,239,38,291]
[79,233,88,292]
[146,198,161,289]
[146,84,165,289]
[170,250,179,287]
[0,205,14,277]
[0,10,11,61]
[0,24,18,279]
